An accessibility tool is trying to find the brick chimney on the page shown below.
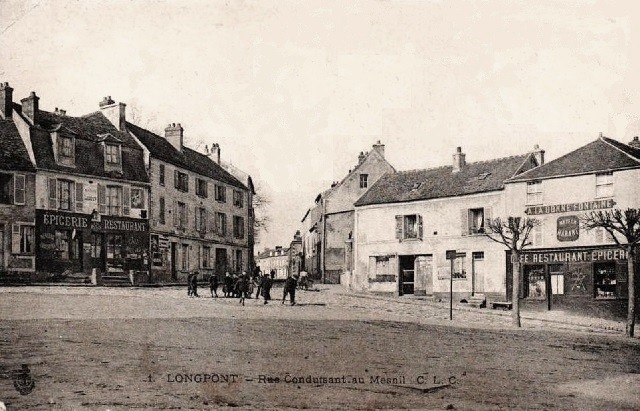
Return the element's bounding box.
[21,91,39,124]
[99,96,127,131]
[628,136,640,149]
[452,146,466,172]
[165,123,184,152]
[358,151,366,164]
[372,140,385,158]
[0,82,13,119]
[209,143,221,164]
[532,144,545,165]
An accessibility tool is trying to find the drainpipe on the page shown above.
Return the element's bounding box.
[321,197,327,284]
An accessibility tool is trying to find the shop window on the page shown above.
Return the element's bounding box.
[174,170,189,192]
[549,264,564,295]
[215,185,226,202]
[202,246,211,268]
[106,234,123,259]
[91,234,102,258]
[594,262,617,299]
[159,197,165,225]
[526,181,542,205]
[233,190,244,208]
[359,174,368,189]
[395,214,423,240]
[55,230,80,260]
[233,216,245,239]
[0,172,12,204]
[20,225,34,254]
[595,172,613,198]
[215,212,227,236]
[524,266,546,299]
[159,164,165,186]
[196,178,208,197]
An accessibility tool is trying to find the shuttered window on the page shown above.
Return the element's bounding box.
[395,214,423,241]
[13,174,25,205]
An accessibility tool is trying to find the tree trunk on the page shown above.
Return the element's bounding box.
[512,258,521,328]
[626,246,636,338]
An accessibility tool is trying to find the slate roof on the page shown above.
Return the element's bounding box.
[26,110,149,183]
[355,153,537,207]
[506,137,640,183]
[0,119,35,172]
[127,122,247,190]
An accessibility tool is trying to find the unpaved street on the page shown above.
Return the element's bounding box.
[1,286,639,410]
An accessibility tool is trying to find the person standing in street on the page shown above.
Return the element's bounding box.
[238,272,249,306]
[261,272,273,304]
[254,271,263,300]
[209,273,219,298]
[282,273,299,306]
[191,271,200,298]
[223,272,233,297]
[187,272,193,297]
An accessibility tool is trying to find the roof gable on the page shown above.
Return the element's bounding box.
[355,153,533,207]
[507,137,640,183]
[0,119,35,172]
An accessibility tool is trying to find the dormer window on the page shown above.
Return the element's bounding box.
[56,134,76,167]
[105,143,121,165]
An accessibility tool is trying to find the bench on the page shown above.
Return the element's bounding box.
[467,293,486,308]
[491,301,513,310]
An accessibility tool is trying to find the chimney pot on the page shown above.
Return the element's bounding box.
[628,136,640,149]
[0,81,13,119]
[164,122,184,152]
[532,144,545,166]
[99,97,126,130]
[452,146,466,172]
[21,91,40,124]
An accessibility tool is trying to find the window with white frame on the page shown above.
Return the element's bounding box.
[595,172,613,198]
[59,136,74,159]
[106,186,122,216]
[20,225,34,254]
[59,180,73,211]
[359,174,368,188]
[526,181,542,205]
[105,144,121,165]
[468,208,485,234]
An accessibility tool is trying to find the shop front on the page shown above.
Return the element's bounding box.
[35,209,149,278]
[506,246,635,318]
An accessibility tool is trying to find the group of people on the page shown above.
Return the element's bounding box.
[188,269,300,306]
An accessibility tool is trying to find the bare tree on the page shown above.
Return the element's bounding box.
[485,217,541,327]
[252,181,271,246]
[581,209,640,337]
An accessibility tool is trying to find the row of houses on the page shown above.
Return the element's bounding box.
[0,82,254,284]
[255,231,302,280]
[300,135,640,318]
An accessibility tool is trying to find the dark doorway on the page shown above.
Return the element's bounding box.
[170,242,177,280]
[215,248,228,275]
[399,255,415,295]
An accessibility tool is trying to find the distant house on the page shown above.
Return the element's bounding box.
[351,145,542,302]
[256,246,290,279]
[301,141,395,284]
[503,136,640,317]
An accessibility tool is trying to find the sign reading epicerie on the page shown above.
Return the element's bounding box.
[513,249,627,263]
[37,211,148,232]
[525,199,615,215]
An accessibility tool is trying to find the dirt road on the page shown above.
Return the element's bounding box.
[1,286,639,410]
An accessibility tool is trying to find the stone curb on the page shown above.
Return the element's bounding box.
[341,291,626,333]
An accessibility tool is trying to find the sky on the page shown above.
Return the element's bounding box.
[2,0,640,251]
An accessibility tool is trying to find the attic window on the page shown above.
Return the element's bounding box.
[105,144,121,165]
[411,182,422,191]
[477,172,491,180]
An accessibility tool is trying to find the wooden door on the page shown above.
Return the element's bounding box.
[472,252,485,294]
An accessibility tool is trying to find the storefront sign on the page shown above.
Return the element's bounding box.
[37,211,148,232]
[525,199,615,215]
[513,249,627,264]
[557,216,579,242]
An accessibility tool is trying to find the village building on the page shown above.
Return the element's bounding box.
[125,116,251,282]
[288,230,303,278]
[0,83,37,280]
[503,136,640,317]
[350,146,542,303]
[301,141,395,284]
[2,88,151,284]
[256,246,290,279]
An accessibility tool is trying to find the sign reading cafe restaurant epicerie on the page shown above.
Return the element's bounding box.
[525,199,616,215]
[39,212,148,232]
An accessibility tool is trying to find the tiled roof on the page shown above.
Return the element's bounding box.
[507,137,640,183]
[355,154,536,206]
[0,119,35,172]
[28,110,148,182]
[257,248,290,259]
[127,122,247,190]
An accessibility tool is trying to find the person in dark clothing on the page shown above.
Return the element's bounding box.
[261,272,273,304]
[209,273,219,298]
[223,272,233,297]
[238,273,249,306]
[254,272,263,300]
[191,272,200,298]
[282,274,298,305]
[187,273,193,297]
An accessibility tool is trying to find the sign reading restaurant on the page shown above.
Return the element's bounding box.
[512,248,628,264]
[525,199,615,215]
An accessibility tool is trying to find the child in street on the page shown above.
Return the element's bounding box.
[209,273,219,298]
[282,274,298,306]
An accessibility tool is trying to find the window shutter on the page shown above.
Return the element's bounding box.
[174,170,179,189]
[173,200,178,227]
[48,178,57,209]
[122,186,130,216]
[195,206,200,231]
[69,181,76,212]
[11,224,21,254]
[417,214,423,239]
[395,215,403,241]
[14,174,26,205]
[389,255,398,281]
[186,204,190,228]
[98,184,106,214]
[185,174,189,192]
[75,182,84,213]
[460,209,469,236]
[202,210,208,234]
[483,207,492,231]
